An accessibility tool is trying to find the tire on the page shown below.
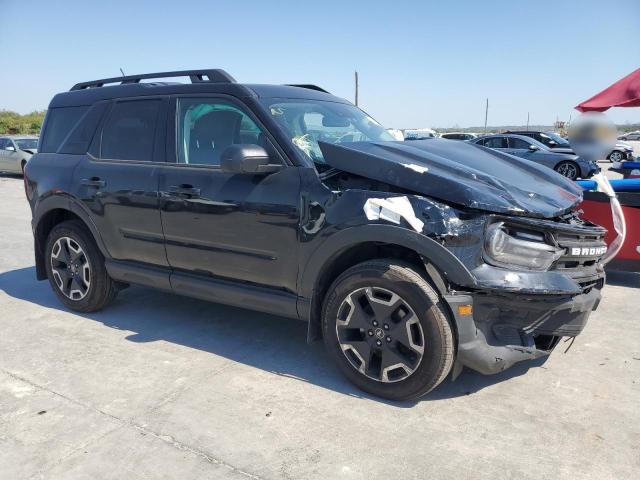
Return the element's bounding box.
[554,161,579,180]
[322,259,454,400]
[21,161,26,175]
[608,150,623,162]
[44,220,118,312]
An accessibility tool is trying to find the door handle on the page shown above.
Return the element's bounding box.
[81,177,106,188]
[168,185,201,198]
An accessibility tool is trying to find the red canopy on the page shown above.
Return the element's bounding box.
[575,67,640,112]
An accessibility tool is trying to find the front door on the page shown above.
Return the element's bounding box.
[506,136,534,159]
[0,138,17,171]
[72,97,169,267]
[159,96,300,292]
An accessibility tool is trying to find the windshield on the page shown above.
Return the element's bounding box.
[15,138,38,149]
[542,132,569,146]
[261,99,393,165]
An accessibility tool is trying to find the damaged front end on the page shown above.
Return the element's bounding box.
[316,139,607,376]
[445,213,606,375]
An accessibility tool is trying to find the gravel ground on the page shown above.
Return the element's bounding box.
[0,171,638,480]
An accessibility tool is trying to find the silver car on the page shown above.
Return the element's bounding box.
[0,136,38,174]
[618,131,640,141]
[471,134,599,180]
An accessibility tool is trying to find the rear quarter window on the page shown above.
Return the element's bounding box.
[39,106,89,153]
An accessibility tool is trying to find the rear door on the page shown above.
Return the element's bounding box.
[73,97,170,267]
[158,95,301,292]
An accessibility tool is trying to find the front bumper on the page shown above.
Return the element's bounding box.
[445,280,603,375]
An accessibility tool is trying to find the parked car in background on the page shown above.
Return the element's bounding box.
[386,128,405,141]
[508,130,634,162]
[403,128,436,140]
[472,134,599,180]
[618,131,640,141]
[0,135,38,174]
[439,132,478,141]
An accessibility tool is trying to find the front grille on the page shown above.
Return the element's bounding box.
[553,231,607,270]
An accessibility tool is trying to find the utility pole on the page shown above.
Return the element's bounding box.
[354,71,359,106]
[526,112,530,131]
[483,98,489,134]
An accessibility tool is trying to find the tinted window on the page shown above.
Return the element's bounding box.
[100,100,161,161]
[15,138,38,149]
[177,98,268,166]
[485,137,507,149]
[0,139,7,149]
[508,137,530,149]
[40,106,89,153]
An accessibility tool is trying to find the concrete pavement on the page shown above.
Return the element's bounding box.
[0,174,638,480]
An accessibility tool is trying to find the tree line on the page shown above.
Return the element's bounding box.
[0,110,46,135]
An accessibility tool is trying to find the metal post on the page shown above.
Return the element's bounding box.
[484,98,488,134]
[355,71,359,106]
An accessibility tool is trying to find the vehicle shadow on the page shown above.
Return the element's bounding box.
[604,269,640,288]
[0,266,544,407]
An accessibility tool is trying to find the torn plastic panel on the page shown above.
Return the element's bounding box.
[319,139,583,219]
[447,282,601,375]
[363,196,424,232]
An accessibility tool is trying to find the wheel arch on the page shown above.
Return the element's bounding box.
[298,224,476,342]
[33,195,109,281]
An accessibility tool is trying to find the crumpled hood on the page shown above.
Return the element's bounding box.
[319,139,583,219]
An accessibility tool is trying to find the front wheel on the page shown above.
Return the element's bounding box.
[554,161,579,180]
[44,220,118,312]
[322,260,454,400]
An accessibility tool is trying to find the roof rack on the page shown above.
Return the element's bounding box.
[70,69,236,91]
[286,84,330,94]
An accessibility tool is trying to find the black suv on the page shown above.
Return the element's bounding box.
[25,70,608,400]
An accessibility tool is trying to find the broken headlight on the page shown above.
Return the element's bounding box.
[484,222,563,271]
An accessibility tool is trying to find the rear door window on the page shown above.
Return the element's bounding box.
[508,137,530,149]
[100,100,162,161]
[485,137,507,149]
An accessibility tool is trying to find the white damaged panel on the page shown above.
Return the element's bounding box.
[363,196,424,232]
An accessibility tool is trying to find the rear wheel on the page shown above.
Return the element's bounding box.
[44,220,118,312]
[554,161,579,180]
[608,150,623,162]
[322,260,454,400]
[21,160,26,175]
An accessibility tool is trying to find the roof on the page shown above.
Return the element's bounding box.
[49,69,348,108]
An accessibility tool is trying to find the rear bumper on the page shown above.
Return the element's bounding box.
[582,164,600,178]
[445,284,602,375]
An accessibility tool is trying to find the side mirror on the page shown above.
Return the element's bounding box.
[220,144,281,175]
[548,140,557,146]
[6,146,15,151]
[528,144,539,151]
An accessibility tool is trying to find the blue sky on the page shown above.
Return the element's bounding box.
[1,0,639,128]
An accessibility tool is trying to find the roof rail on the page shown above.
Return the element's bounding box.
[70,69,236,91]
[286,84,330,94]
